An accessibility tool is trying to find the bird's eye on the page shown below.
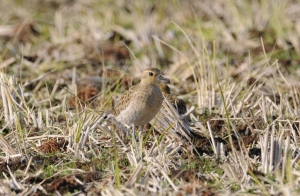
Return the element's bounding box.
[149,72,153,76]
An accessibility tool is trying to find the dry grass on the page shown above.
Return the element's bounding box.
[1,0,300,195]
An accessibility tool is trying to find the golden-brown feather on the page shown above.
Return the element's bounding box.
[110,68,169,126]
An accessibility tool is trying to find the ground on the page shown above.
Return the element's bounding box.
[1,0,300,195]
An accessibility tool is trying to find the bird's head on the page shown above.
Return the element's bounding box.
[141,68,169,85]
[158,83,171,94]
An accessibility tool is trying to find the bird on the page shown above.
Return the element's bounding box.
[147,82,192,141]
[109,68,169,130]
[158,83,189,121]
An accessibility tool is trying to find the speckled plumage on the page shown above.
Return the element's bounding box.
[158,83,188,116]
[111,68,169,126]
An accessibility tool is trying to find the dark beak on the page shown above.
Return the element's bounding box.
[159,75,170,83]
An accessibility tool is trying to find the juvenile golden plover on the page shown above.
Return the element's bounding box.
[158,83,188,117]
[110,68,169,128]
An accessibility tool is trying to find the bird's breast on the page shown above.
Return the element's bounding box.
[115,84,164,126]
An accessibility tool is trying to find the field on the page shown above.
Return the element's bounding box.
[1,0,300,195]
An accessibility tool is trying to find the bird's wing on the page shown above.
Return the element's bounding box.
[164,93,187,115]
[111,84,139,116]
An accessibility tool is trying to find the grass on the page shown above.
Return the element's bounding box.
[1,0,300,195]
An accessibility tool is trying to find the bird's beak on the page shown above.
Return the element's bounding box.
[159,75,170,83]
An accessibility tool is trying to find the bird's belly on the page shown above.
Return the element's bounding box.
[116,98,162,126]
